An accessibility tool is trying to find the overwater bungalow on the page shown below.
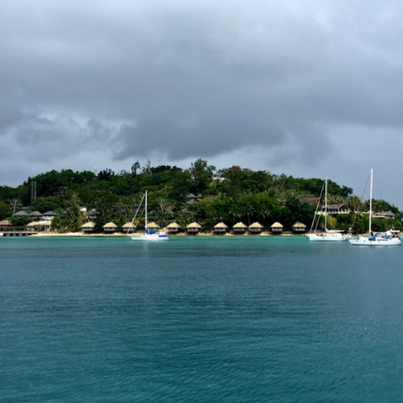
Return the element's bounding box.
[103,222,117,233]
[271,222,283,235]
[233,222,247,234]
[186,222,202,235]
[249,222,264,234]
[292,222,307,234]
[166,222,181,234]
[214,222,228,235]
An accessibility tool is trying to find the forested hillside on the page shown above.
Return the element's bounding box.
[0,159,401,233]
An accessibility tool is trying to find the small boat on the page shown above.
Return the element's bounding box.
[349,168,401,246]
[307,176,348,242]
[130,191,168,242]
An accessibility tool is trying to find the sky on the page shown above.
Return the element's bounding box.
[1,0,403,206]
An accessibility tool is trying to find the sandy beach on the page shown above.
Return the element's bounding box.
[31,231,303,238]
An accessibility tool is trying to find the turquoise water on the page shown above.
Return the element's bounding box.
[1,237,403,402]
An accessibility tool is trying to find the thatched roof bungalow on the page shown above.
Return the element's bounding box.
[233,222,247,234]
[271,222,283,234]
[249,222,264,234]
[186,222,202,234]
[292,222,307,233]
[82,222,96,233]
[214,222,228,234]
[167,222,181,233]
[103,222,117,233]
[122,222,136,233]
[147,222,160,231]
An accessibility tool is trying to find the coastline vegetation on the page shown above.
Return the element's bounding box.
[0,159,401,234]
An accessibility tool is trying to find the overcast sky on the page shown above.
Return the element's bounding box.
[1,0,403,206]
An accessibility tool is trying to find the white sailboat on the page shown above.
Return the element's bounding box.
[307,176,348,242]
[130,191,169,241]
[349,168,401,246]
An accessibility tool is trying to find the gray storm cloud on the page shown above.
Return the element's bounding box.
[1,0,403,204]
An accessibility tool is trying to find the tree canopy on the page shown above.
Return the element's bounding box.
[0,160,401,233]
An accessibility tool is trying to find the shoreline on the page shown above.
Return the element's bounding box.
[31,231,305,238]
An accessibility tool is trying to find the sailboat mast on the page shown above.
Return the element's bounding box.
[369,168,373,234]
[145,190,148,231]
[324,176,328,232]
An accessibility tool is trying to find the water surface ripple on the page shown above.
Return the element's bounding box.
[1,237,403,402]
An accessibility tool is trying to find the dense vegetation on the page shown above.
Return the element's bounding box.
[0,159,401,233]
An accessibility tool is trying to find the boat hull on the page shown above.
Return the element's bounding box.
[307,233,347,242]
[349,237,401,246]
[131,234,169,241]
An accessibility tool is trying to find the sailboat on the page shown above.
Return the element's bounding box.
[349,168,400,246]
[130,191,169,241]
[307,176,348,242]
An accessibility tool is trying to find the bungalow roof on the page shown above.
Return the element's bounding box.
[249,222,263,228]
[103,222,117,228]
[187,222,201,229]
[233,222,247,228]
[167,222,181,228]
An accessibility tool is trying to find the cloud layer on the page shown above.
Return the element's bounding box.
[1,0,403,204]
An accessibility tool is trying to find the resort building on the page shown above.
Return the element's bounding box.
[186,193,202,205]
[232,222,247,234]
[103,222,117,233]
[249,222,264,234]
[147,222,160,232]
[30,211,42,218]
[374,211,396,220]
[167,222,181,234]
[299,197,321,205]
[271,222,283,235]
[27,221,52,231]
[82,222,96,233]
[14,210,29,217]
[122,223,136,233]
[292,222,307,234]
[186,222,202,235]
[325,204,350,215]
[0,220,12,231]
[87,210,101,221]
[214,222,228,235]
[42,211,58,219]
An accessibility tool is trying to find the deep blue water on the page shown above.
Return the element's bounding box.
[1,236,403,402]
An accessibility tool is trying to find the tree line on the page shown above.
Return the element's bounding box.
[0,159,401,233]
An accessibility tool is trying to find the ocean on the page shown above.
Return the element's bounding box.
[1,236,403,402]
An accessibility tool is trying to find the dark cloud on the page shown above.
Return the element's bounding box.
[1,0,403,204]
